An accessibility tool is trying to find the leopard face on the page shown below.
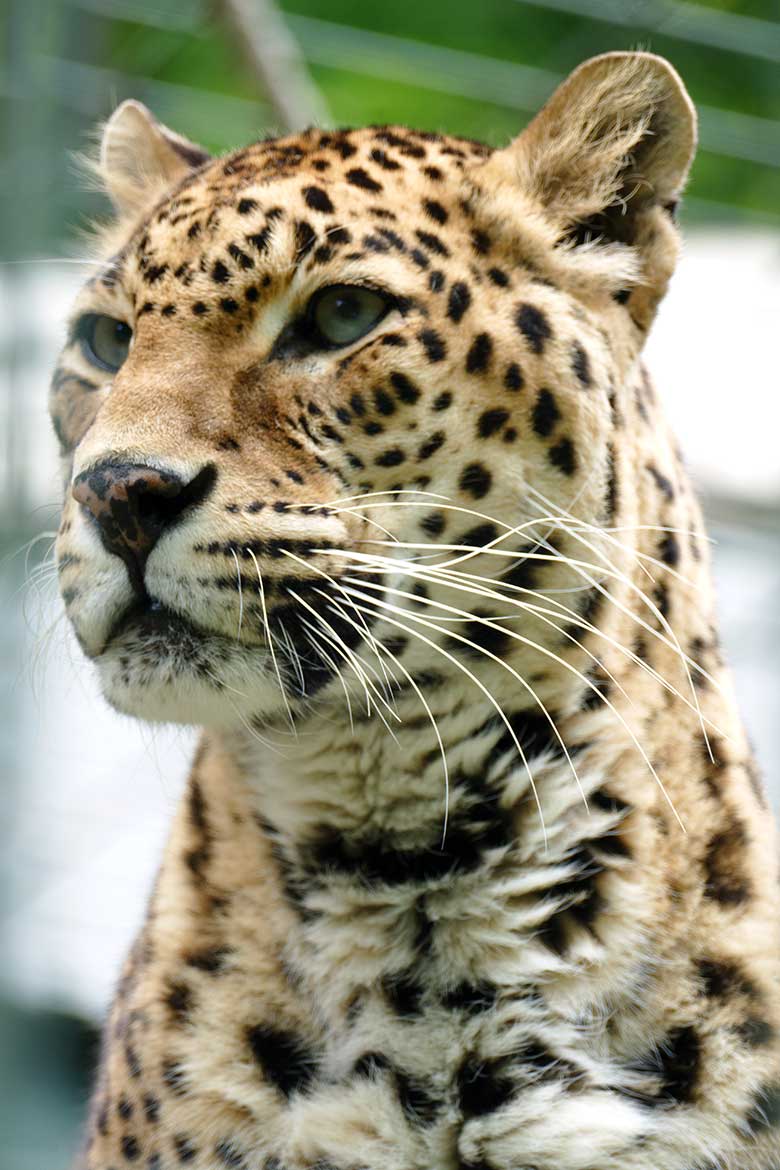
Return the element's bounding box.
[51,54,695,730]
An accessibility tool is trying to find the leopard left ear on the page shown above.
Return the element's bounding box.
[480,53,696,323]
[505,52,696,241]
[99,100,211,218]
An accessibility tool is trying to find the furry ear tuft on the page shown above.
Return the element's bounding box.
[498,52,696,245]
[99,101,210,217]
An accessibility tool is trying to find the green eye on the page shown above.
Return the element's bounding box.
[79,314,132,372]
[310,285,392,347]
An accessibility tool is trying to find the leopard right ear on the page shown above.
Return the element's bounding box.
[99,100,211,218]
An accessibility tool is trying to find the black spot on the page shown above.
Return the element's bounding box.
[161,1059,187,1096]
[466,333,493,375]
[246,227,272,253]
[328,227,351,244]
[396,1071,442,1126]
[429,270,445,292]
[532,388,560,437]
[658,534,680,567]
[415,230,449,257]
[192,301,208,316]
[220,298,239,314]
[346,167,382,192]
[418,329,446,362]
[549,438,577,476]
[697,957,757,1000]
[237,198,257,215]
[746,1082,780,1134]
[228,243,254,270]
[423,199,448,224]
[604,445,618,518]
[447,281,471,323]
[647,463,675,500]
[245,1024,316,1097]
[294,220,317,257]
[373,388,396,415]
[704,821,751,904]
[504,363,523,392]
[470,229,491,255]
[212,260,230,284]
[459,463,492,499]
[441,982,497,1013]
[303,186,334,213]
[185,946,231,974]
[487,267,509,287]
[458,1055,514,1118]
[370,148,401,170]
[352,1050,392,1079]
[215,1139,249,1168]
[375,448,406,467]
[118,1096,133,1120]
[736,1016,774,1047]
[500,548,539,592]
[421,511,446,537]
[516,303,552,354]
[632,1026,702,1105]
[477,408,508,438]
[382,972,425,1016]
[121,1133,140,1161]
[144,263,168,284]
[390,371,420,403]
[418,432,445,460]
[459,523,497,548]
[174,1134,198,1163]
[433,391,452,411]
[165,981,193,1022]
[571,342,592,387]
[460,613,511,658]
[140,1095,159,1125]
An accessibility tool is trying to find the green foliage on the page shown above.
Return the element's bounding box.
[2,0,779,261]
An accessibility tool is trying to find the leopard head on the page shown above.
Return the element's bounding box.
[51,52,695,728]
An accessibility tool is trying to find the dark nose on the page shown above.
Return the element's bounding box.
[72,461,215,596]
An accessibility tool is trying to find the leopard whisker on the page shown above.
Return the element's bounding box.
[339,586,548,848]
[341,573,686,831]
[277,547,399,710]
[246,548,296,735]
[229,548,245,643]
[286,586,400,738]
[297,614,357,735]
[320,592,453,846]
[527,484,720,758]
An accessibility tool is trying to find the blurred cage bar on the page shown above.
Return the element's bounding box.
[0,1,779,1165]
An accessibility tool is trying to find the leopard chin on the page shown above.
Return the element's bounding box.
[95,601,282,727]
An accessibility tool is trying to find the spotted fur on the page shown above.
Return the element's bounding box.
[51,54,780,1170]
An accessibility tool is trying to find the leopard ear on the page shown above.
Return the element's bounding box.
[99,100,210,217]
[504,52,696,244]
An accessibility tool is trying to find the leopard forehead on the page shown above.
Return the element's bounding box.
[107,125,495,313]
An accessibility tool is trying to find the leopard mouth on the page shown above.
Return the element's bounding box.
[105,595,213,650]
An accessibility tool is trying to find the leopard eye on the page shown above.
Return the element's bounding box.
[78,314,132,372]
[309,285,392,348]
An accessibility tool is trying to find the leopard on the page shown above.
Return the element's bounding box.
[49,51,780,1170]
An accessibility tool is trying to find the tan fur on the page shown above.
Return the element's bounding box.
[50,53,780,1170]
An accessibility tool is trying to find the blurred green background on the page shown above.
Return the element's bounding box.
[1,1,779,1165]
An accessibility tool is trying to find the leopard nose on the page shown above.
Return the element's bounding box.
[72,461,216,596]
